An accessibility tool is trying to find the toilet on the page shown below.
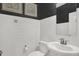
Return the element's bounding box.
[28,41,48,56]
[28,51,45,56]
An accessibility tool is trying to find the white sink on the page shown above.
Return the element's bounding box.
[40,41,79,56]
[48,42,79,53]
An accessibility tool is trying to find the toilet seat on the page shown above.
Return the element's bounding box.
[28,51,45,56]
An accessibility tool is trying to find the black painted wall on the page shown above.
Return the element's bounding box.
[57,3,76,24]
[57,6,69,23]
[77,3,79,8]
[36,3,56,19]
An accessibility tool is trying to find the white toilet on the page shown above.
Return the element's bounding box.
[28,51,45,56]
[28,41,48,56]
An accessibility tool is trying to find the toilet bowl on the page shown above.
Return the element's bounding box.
[28,41,48,56]
[28,51,45,56]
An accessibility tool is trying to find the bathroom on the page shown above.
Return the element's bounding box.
[0,3,79,56]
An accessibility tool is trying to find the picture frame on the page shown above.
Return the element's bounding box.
[24,3,37,17]
[1,3,23,14]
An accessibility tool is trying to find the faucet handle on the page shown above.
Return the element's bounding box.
[60,38,64,44]
[64,40,67,45]
[59,38,68,45]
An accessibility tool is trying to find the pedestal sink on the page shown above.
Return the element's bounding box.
[47,42,79,56]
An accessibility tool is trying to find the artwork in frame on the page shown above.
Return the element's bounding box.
[2,3,23,14]
[24,3,37,17]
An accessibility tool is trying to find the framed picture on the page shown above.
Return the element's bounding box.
[24,3,37,17]
[2,3,23,14]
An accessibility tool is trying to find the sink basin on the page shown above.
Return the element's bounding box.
[46,42,79,56]
[53,42,73,51]
[48,42,79,54]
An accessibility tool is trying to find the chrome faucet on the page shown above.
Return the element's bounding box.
[60,38,67,45]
